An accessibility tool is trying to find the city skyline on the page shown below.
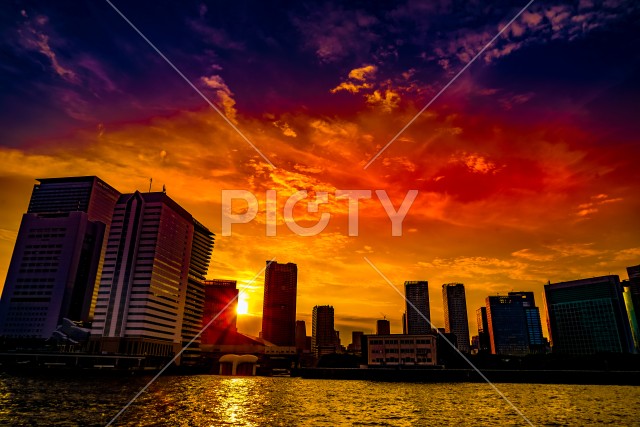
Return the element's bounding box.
[1,1,639,346]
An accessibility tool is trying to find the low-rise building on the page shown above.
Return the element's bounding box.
[366,334,437,366]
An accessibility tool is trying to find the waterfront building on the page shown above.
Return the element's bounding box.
[201,280,238,346]
[90,191,211,358]
[376,318,390,335]
[312,305,336,357]
[476,307,491,353]
[486,295,529,355]
[544,275,633,354]
[442,283,470,352]
[508,291,545,353]
[349,331,364,352]
[405,281,430,334]
[261,261,297,346]
[26,176,120,320]
[366,334,437,366]
[0,176,120,338]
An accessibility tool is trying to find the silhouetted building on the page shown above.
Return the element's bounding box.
[90,192,208,358]
[405,281,431,334]
[366,334,437,366]
[544,275,633,355]
[436,328,460,367]
[0,176,120,338]
[312,305,336,357]
[295,320,308,352]
[376,319,391,335]
[201,280,238,346]
[261,261,297,346]
[476,307,491,353]
[486,295,529,356]
[349,331,364,352]
[442,283,470,352]
[508,291,545,353]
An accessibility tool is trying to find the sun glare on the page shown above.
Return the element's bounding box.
[237,292,249,315]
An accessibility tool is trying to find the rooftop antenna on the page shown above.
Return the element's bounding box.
[162,184,166,194]
[148,178,152,193]
[380,312,386,320]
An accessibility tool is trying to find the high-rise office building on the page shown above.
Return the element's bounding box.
[544,275,633,355]
[508,291,545,353]
[405,281,430,334]
[200,279,238,346]
[0,212,104,338]
[476,307,491,353]
[0,176,120,338]
[90,191,206,357]
[486,295,529,355]
[442,283,470,352]
[376,319,391,335]
[312,305,336,357]
[401,312,407,334]
[261,261,297,346]
[27,176,120,319]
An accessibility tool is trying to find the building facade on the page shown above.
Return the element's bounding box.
[366,334,437,366]
[0,176,120,338]
[90,192,201,357]
[405,281,431,334]
[312,305,336,357]
[0,212,104,338]
[442,283,470,352]
[544,275,633,355]
[476,306,491,353]
[486,295,529,355]
[508,291,545,353]
[261,261,297,346]
[27,176,120,320]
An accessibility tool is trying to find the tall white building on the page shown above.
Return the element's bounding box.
[90,191,211,357]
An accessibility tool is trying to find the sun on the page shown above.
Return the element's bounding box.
[237,292,249,315]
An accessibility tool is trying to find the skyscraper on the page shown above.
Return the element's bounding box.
[476,307,491,353]
[201,279,238,346]
[442,283,470,352]
[261,261,297,346]
[486,295,529,355]
[625,265,640,352]
[90,191,207,357]
[508,291,545,353]
[0,176,120,338]
[544,275,633,355]
[0,212,104,338]
[27,176,120,319]
[311,305,335,357]
[405,281,430,334]
[376,318,390,335]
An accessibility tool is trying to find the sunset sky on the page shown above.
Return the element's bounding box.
[1,0,639,343]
